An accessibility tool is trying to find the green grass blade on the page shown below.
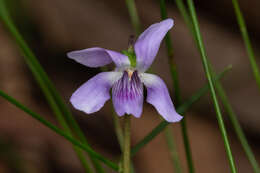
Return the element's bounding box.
[131,66,231,156]
[0,89,118,171]
[163,125,182,173]
[174,0,260,172]
[113,112,124,150]
[39,63,105,173]
[214,74,260,173]
[186,0,237,172]
[160,0,193,172]
[125,0,142,35]
[0,1,104,172]
[231,0,260,92]
[180,118,194,173]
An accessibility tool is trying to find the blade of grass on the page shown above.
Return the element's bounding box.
[173,0,260,172]
[0,1,104,172]
[125,0,142,35]
[131,66,231,156]
[113,113,124,150]
[231,0,260,92]
[215,72,260,173]
[186,0,237,172]
[0,89,118,171]
[160,0,193,172]
[163,125,182,173]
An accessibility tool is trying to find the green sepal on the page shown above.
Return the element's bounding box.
[122,47,137,68]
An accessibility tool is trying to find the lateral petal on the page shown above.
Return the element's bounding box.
[141,73,182,122]
[70,72,122,114]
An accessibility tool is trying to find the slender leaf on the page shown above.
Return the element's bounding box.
[231,0,260,92]
[174,0,260,172]
[125,0,142,34]
[160,0,193,172]
[0,89,118,171]
[186,0,237,172]
[0,1,104,172]
[214,71,260,173]
[131,66,231,156]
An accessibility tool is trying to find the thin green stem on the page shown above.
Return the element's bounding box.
[163,126,182,173]
[123,115,131,173]
[112,111,136,173]
[0,89,118,171]
[174,0,259,172]
[180,119,194,173]
[43,72,105,173]
[174,0,195,38]
[76,149,93,173]
[125,0,142,35]
[186,0,237,172]
[231,0,260,92]
[131,66,231,156]
[160,0,194,172]
[213,72,260,173]
[113,112,124,150]
[0,1,104,172]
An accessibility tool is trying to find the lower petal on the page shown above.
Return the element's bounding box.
[141,73,182,122]
[112,71,144,118]
[70,72,122,114]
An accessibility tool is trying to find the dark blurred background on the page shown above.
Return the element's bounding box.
[0,0,259,172]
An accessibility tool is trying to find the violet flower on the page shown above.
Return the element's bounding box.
[67,19,182,122]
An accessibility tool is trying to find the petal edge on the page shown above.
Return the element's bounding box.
[70,72,122,114]
[134,19,174,72]
[67,47,113,67]
[141,73,182,122]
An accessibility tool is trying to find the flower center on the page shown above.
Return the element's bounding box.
[126,69,134,78]
[112,70,143,101]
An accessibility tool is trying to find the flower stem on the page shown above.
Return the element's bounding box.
[123,115,131,173]
[113,112,124,150]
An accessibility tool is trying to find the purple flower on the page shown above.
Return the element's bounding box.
[67,19,182,122]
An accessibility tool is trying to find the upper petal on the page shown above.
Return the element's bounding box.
[141,73,182,122]
[134,19,174,72]
[67,47,130,69]
[70,72,122,114]
[112,71,143,118]
[105,50,131,70]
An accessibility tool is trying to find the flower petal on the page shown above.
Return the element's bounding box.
[70,72,122,114]
[67,47,113,67]
[67,47,130,69]
[134,19,174,72]
[141,73,182,122]
[112,71,143,118]
[105,50,131,70]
